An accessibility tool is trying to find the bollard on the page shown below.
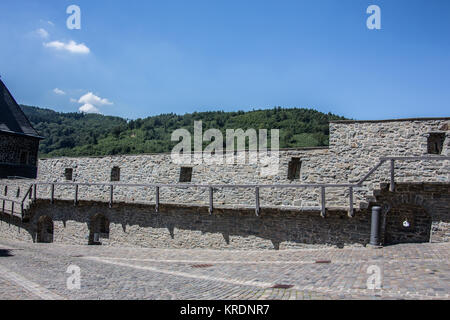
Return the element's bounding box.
[370,206,382,247]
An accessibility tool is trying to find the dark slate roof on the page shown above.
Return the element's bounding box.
[0,79,42,139]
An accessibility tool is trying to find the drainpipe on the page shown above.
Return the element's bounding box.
[369,206,382,247]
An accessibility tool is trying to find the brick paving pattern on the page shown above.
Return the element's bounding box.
[0,240,448,300]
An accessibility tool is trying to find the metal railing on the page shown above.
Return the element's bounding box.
[34,180,356,217]
[378,156,450,192]
[0,184,33,219]
[2,156,449,220]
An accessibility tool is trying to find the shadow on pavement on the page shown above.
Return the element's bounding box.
[0,249,14,257]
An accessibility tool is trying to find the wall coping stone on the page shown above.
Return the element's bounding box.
[331,117,450,124]
[38,147,330,160]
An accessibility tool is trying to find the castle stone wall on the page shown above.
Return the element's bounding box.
[1,118,449,250]
[0,200,371,249]
[30,118,450,209]
[0,182,447,249]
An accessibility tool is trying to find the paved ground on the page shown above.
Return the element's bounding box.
[0,239,448,300]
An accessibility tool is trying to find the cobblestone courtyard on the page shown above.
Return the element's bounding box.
[0,239,448,300]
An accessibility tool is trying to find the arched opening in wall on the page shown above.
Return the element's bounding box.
[37,216,54,243]
[89,213,110,245]
[384,204,432,245]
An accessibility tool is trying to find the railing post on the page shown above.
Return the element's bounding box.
[74,184,79,206]
[2,186,5,213]
[109,185,113,208]
[255,187,260,216]
[155,186,160,213]
[370,206,382,247]
[33,184,37,203]
[348,186,354,218]
[390,159,395,192]
[209,187,213,215]
[11,202,14,217]
[320,187,326,218]
[50,184,54,204]
[28,186,32,200]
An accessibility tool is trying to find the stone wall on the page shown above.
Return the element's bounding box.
[0,183,450,249]
[373,183,450,244]
[0,182,447,249]
[0,200,371,249]
[30,118,450,210]
[329,119,450,206]
[1,118,449,250]
[35,148,337,209]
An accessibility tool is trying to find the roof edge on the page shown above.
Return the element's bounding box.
[0,79,42,137]
[0,129,44,140]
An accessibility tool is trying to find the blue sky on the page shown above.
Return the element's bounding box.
[0,0,449,120]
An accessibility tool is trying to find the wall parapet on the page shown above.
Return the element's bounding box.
[1,180,448,249]
[330,117,450,124]
[1,156,447,223]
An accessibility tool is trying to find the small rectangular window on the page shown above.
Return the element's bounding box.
[111,166,120,182]
[287,158,301,180]
[427,133,445,155]
[179,167,193,183]
[65,168,73,181]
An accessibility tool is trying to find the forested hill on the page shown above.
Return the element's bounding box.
[21,105,347,158]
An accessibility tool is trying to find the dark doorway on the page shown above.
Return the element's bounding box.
[37,216,54,243]
[385,204,432,245]
[89,213,110,245]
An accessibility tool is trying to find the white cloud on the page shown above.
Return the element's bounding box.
[78,92,113,106]
[43,40,90,54]
[53,88,66,95]
[79,104,100,114]
[70,98,78,103]
[36,28,49,39]
[77,92,113,114]
[40,19,54,26]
